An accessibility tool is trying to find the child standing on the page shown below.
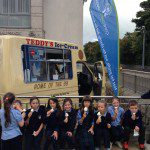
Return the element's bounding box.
[13,100,26,134]
[43,98,62,150]
[122,100,145,150]
[108,97,124,148]
[24,97,45,150]
[59,98,77,149]
[94,100,111,150]
[76,96,94,150]
[0,92,24,150]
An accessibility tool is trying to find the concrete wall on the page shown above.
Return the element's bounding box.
[44,0,83,47]
[0,0,83,47]
[0,0,44,38]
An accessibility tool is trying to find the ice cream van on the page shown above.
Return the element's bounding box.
[0,35,106,99]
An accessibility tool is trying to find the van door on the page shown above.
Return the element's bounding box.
[93,61,106,95]
[76,62,93,96]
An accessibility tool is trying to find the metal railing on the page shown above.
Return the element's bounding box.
[16,95,150,127]
[16,95,142,99]
[120,69,150,94]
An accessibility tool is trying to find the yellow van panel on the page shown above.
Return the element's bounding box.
[0,35,85,96]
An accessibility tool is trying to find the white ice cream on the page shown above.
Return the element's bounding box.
[97,112,101,116]
[51,108,54,112]
[133,129,139,136]
[84,107,88,112]
[23,109,26,112]
[65,113,69,117]
[114,107,118,110]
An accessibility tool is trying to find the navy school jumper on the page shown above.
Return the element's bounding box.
[43,108,62,150]
[24,105,46,150]
[122,109,145,144]
[59,108,77,148]
[94,112,111,148]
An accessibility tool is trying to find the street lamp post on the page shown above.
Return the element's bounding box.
[142,26,146,70]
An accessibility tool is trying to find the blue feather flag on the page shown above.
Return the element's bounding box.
[90,0,119,96]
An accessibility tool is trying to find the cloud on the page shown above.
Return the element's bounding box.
[83,0,144,44]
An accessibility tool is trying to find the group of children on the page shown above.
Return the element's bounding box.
[0,93,146,150]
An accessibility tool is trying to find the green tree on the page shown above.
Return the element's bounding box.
[132,0,150,65]
[120,33,132,64]
[84,41,103,63]
[120,32,143,65]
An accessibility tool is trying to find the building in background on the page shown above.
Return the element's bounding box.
[0,0,87,46]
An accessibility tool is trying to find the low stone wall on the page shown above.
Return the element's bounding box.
[122,64,150,72]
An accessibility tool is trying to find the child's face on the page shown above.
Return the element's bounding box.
[13,102,22,110]
[49,100,56,109]
[64,101,72,111]
[30,99,39,110]
[84,101,90,108]
[112,99,120,107]
[97,103,106,113]
[130,105,138,113]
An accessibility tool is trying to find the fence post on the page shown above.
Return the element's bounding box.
[134,75,137,93]
[122,73,124,88]
[26,103,28,110]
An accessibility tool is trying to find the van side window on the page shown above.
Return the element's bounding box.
[21,45,73,83]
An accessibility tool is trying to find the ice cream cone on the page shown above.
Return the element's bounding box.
[65,112,69,117]
[23,109,26,112]
[84,107,88,112]
[97,112,101,117]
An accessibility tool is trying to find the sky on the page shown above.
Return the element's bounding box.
[83,0,144,44]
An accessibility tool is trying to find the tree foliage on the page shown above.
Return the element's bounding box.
[132,0,150,65]
[84,0,150,66]
[120,0,150,66]
[84,41,103,63]
[120,32,143,65]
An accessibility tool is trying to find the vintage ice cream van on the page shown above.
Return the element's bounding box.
[0,35,106,97]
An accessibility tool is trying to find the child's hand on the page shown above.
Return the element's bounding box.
[83,112,87,118]
[22,112,26,119]
[131,114,136,120]
[33,131,39,137]
[107,123,111,129]
[52,131,58,140]
[88,128,94,135]
[14,104,22,112]
[66,131,72,137]
[114,109,118,115]
[46,111,51,117]
[96,117,101,124]
[47,109,54,117]
[64,117,68,123]
[135,126,139,132]
[28,111,33,118]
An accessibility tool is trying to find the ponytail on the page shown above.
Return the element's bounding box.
[3,92,15,128]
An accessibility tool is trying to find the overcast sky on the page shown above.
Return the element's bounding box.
[83,0,144,44]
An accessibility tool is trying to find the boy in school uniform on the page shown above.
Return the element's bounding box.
[122,100,145,150]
